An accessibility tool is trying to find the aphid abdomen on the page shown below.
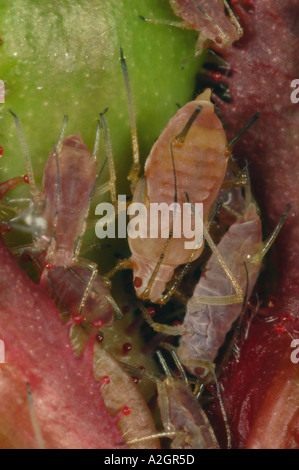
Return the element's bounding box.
[170,0,242,47]
[145,98,227,209]
[129,93,228,301]
[178,203,263,373]
[42,134,97,266]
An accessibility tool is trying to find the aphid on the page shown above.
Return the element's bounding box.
[123,348,221,449]
[9,110,121,325]
[141,177,290,376]
[140,0,243,60]
[107,49,258,305]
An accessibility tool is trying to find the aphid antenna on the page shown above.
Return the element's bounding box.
[160,342,189,386]
[122,430,179,447]
[227,112,261,151]
[53,144,61,232]
[98,109,117,206]
[92,111,105,161]
[72,152,108,260]
[120,47,141,189]
[26,382,46,449]
[56,115,68,152]
[9,109,39,199]
[207,361,231,449]
[208,163,249,228]
[120,360,160,384]
[156,350,173,378]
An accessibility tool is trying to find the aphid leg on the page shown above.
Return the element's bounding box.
[120,48,141,193]
[75,258,123,320]
[102,258,132,283]
[44,144,61,263]
[139,301,183,336]
[72,119,108,260]
[223,0,243,38]
[192,223,243,306]
[95,109,118,207]
[139,14,190,31]
[9,110,40,199]
[160,343,189,386]
[218,263,249,371]
[206,361,231,449]
[208,164,248,227]
[250,204,291,266]
[26,382,45,449]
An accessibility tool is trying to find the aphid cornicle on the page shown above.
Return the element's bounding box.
[9,110,121,325]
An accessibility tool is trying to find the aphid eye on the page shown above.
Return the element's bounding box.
[122,342,132,354]
[96,332,104,343]
[121,406,131,416]
[146,306,156,317]
[122,305,130,314]
[72,314,83,325]
[280,314,291,322]
[275,324,285,334]
[44,263,54,271]
[100,376,110,387]
[93,319,103,329]
[23,174,30,184]
[212,72,223,82]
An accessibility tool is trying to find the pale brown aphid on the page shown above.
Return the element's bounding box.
[141,176,290,377]
[106,49,254,305]
[9,110,121,323]
[123,349,220,449]
[140,0,243,62]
